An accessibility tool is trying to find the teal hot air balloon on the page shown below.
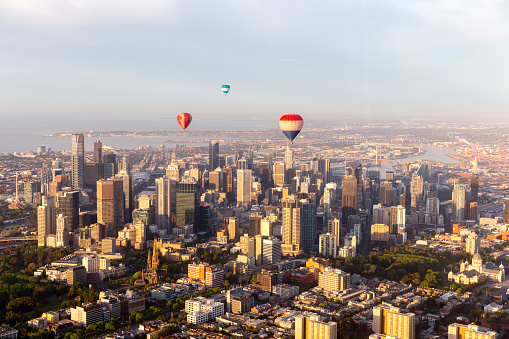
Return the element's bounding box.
[221,84,230,96]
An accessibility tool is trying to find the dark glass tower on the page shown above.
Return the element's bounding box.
[71,134,84,189]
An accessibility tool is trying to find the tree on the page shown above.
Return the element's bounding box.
[86,324,96,333]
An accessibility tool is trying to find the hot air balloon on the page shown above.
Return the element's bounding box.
[279,114,303,144]
[177,113,192,131]
[221,84,230,96]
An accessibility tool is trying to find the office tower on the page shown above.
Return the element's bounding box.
[281,195,302,255]
[373,205,390,226]
[24,181,40,203]
[386,171,394,182]
[97,178,124,237]
[93,139,102,163]
[41,164,52,195]
[103,152,116,178]
[102,238,117,254]
[466,232,481,255]
[426,197,440,214]
[448,323,496,339]
[254,234,264,266]
[390,205,405,235]
[466,201,478,221]
[84,163,102,189]
[319,158,331,184]
[259,162,272,191]
[262,237,281,264]
[410,173,423,209]
[295,314,337,339]
[226,218,239,241]
[222,166,235,202]
[57,191,80,231]
[176,182,199,228]
[248,213,262,237]
[134,222,146,244]
[115,171,134,223]
[319,233,337,257]
[380,181,393,206]
[470,176,479,202]
[504,199,509,224]
[208,142,219,170]
[166,163,180,182]
[56,214,69,247]
[237,158,247,170]
[273,162,285,187]
[38,196,57,247]
[208,168,223,191]
[285,145,294,169]
[341,175,357,225]
[328,218,341,248]
[155,177,176,232]
[236,169,252,205]
[323,183,336,206]
[301,201,315,252]
[71,134,84,190]
[67,266,87,286]
[452,184,466,221]
[373,305,415,339]
[260,218,273,237]
[345,161,362,209]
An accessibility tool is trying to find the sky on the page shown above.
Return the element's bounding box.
[1,0,509,131]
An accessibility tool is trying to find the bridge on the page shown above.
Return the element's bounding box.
[0,236,37,243]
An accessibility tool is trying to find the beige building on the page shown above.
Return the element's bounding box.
[373,305,415,339]
[448,323,496,339]
[319,233,337,258]
[318,268,350,292]
[371,223,390,243]
[465,232,481,255]
[295,314,337,339]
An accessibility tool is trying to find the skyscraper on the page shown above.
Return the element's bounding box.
[273,162,285,187]
[155,177,176,231]
[97,178,124,237]
[301,201,315,252]
[71,134,84,190]
[284,145,294,170]
[295,314,337,339]
[373,305,415,339]
[470,176,479,202]
[390,205,405,235]
[103,152,116,178]
[166,163,180,182]
[176,182,199,228]
[248,213,263,237]
[115,171,134,223]
[223,166,235,202]
[466,232,481,255]
[452,184,466,221]
[209,142,219,171]
[504,198,509,224]
[380,181,393,207]
[209,168,223,191]
[341,175,357,226]
[345,161,363,210]
[56,214,69,247]
[236,169,252,205]
[56,191,80,231]
[38,196,57,247]
[281,195,302,255]
[410,173,423,209]
[93,139,102,163]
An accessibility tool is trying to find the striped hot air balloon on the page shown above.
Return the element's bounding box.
[177,113,192,131]
[279,114,303,144]
[221,84,230,95]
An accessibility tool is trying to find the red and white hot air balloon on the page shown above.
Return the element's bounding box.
[279,114,303,144]
[177,113,192,131]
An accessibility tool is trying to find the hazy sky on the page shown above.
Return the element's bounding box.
[1,0,509,130]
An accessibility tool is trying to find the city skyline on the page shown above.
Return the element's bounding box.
[2,0,509,134]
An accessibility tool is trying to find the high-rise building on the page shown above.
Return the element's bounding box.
[103,152,117,178]
[248,213,262,237]
[176,182,199,228]
[56,214,69,247]
[273,162,285,187]
[285,145,294,170]
[371,224,390,243]
[466,232,481,255]
[84,163,102,189]
[410,173,423,209]
[57,191,80,231]
[228,217,239,241]
[236,169,252,205]
[281,195,302,255]
[466,201,478,221]
[209,142,219,171]
[328,218,341,248]
[342,175,357,226]
[470,176,479,203]
[319,233,337,257]
[24,181,40,203]
[452,184,466,221]
[380,181,393,207]
[208,168,223,191]
[71,134,84,190]
[166,163,180,182]
[426,197,440,214]
[504,198,509,224]
[301,201,315,252]
[97,178,124,237]
[115,171,134,223]
[345,161,362,210]
[295,314,337,339]
[259,162,272,191]
[93,139,102,164]
[38,196,57,247]
[390,205,405,235]
[155,177,176,232]
[373,305,415,339]
[223,166,235,202]
[262,237,281,264]
[448,323,496,339]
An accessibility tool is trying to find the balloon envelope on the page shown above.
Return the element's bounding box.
[221,84,230,94]
[177,113,192,131]
[279,114,303,142]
